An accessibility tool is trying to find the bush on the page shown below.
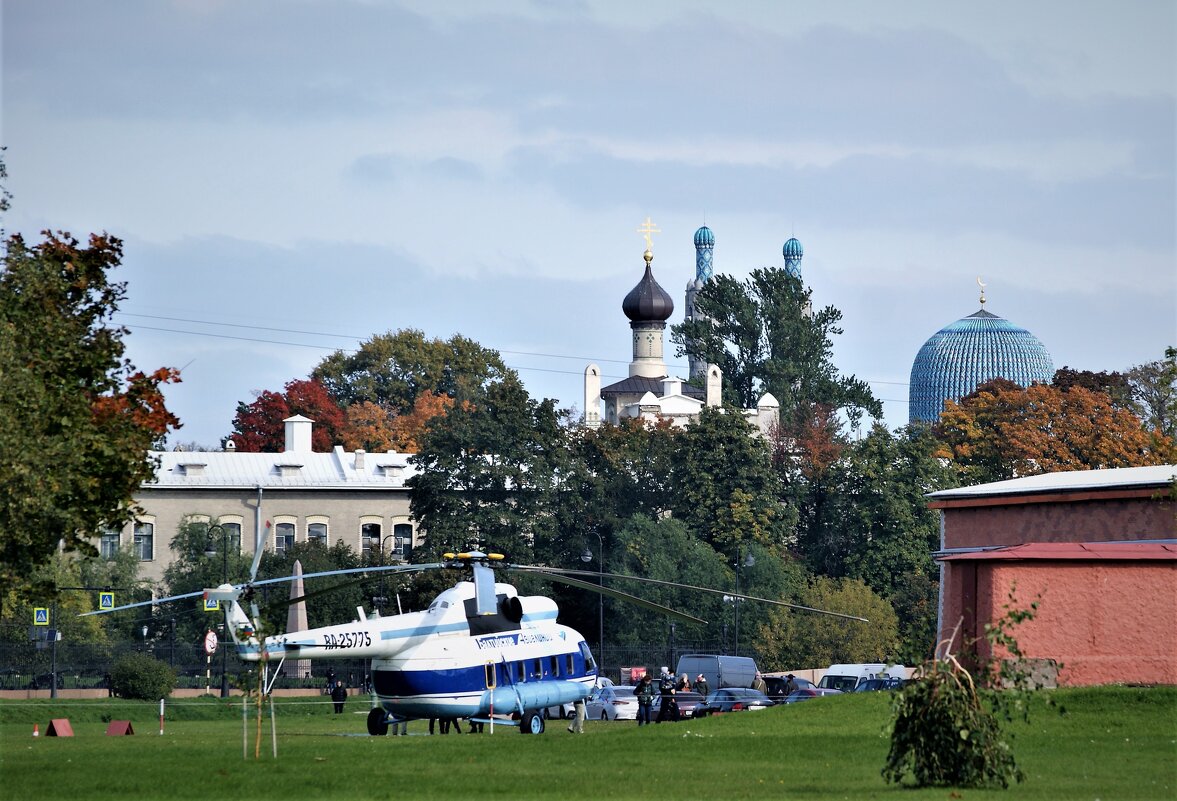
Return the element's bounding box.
[109,653,177,700]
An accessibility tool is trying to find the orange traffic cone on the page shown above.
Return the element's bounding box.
[33,723,39,737]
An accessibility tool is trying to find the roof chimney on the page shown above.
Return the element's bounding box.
[283,415,314,453]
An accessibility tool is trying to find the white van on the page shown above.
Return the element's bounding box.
[675,654,759,690]
[817,663,906,692]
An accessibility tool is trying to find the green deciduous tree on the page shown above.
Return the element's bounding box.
[671,266,880,429]
[408,375,572,565]
[0,231,180,599]
[1127,346,1177,441]
[313,329,513,414]
[670,405,792,556]
[752,575,899,670]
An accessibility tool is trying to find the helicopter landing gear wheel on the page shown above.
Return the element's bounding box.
[519,710,544,734]
[367,707,389,736]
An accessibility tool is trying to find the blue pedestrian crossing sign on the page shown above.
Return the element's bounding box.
[204,597,221,612]
[99,592,114,610]
[33,607,49,626]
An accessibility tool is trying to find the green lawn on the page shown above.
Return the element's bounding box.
[1,687,1173,800]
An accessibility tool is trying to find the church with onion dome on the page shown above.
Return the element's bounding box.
[908,281,1054,424]
[582,218,781,433]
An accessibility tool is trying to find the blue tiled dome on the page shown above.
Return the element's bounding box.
[909,309,1053,423]
[782,237,803,277]
[694,226,715,247]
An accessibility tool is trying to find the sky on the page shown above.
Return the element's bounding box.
[3,0,1174,449]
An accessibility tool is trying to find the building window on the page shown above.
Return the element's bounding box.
[219,522,242,552]
[133,522,154,561]
[100,529,120,560]
[392,523,413,560]
[308,522,327,545]
[275,522,295,555]
[361,522,381,556]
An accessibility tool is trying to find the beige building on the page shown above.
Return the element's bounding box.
[108,415,419,587]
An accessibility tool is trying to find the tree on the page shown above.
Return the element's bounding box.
[670,405,791,555]
[313,329,513,414]
[0,231,180,597]
[408,375,572,564]
[1127,347,1177,440]
[934,379,1175,484]
[1051,366,1131,408]
[752,575,899,670]
[671,266,880,429]
[230,378,343,452]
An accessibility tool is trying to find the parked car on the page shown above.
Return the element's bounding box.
[853,677,903,692]
[763,675,815,699]
[650,691,705,720]
[545,676,614,719]
[693,687,775,716]
[781,687,843,704]
[817,663,906,692]
[587,685,639,721]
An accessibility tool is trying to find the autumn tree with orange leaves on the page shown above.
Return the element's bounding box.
[934,378,1175,484]
[0,230,180,595]
[230,378,344,452]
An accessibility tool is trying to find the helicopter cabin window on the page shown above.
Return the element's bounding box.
[515,662,526,683]
[484,663,495,688]
[565,653,575,675]
[533,658,543,679]
[550,655,560,677]
[274,522,296,554]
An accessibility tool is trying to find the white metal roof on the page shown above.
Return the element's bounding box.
[927,464,1177,500]
[145,446,418,490]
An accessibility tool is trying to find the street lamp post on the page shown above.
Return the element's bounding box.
[580,529,604,673]
[204,524,231,698]
[733,547,755,657]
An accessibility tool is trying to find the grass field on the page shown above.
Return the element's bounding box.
[1,687,1174,800]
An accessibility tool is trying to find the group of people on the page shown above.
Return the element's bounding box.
[633,667,711,725]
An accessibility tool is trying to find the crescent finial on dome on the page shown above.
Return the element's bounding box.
[977,276,987,308]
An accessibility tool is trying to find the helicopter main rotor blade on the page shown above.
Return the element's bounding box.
[78,589,208,616]
[505,567,707,626]
[517,566,870,623]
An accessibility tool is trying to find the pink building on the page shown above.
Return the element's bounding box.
[929,465,1177,686]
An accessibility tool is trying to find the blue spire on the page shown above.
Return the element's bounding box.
[694,225,714,282]
[783,237,803,278]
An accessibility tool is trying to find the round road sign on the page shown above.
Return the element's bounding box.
[203,630,218,655]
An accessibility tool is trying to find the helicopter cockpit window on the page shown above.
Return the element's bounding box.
[579,641,596,672]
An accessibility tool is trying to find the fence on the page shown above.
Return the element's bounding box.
[1,638,737,692]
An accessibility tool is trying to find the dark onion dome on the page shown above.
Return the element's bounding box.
[622,255,674,323]
[694,225,715,247]
[909,309,1054,424]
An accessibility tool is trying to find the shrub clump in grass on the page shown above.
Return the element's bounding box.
[110,653,177,700]
[884,588,1051,789]
[883,655,1021,788]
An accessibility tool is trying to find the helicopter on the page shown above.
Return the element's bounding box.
[89,541,867,736]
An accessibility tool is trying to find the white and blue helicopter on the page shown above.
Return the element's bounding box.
[90,544,866,736]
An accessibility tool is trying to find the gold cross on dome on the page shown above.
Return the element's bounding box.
[636,217,661,251]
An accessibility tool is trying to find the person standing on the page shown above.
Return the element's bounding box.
[331,680,348,713]
[693,673,710,697]
[567,698,586,733]
[635,674,655,726]
[751,672,767,694]
[656,668,675,723]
